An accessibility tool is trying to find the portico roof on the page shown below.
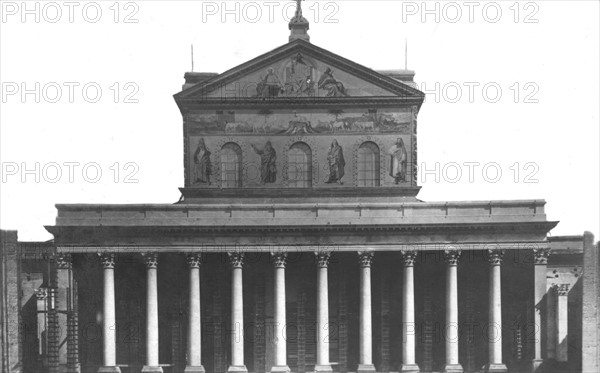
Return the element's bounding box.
[46,199,558,251]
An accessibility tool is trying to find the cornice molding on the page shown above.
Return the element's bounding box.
[47,221,559,238]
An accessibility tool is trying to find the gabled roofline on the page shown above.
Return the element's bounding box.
[173,39,424,111]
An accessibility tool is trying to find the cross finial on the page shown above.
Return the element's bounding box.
[289,0,310,42]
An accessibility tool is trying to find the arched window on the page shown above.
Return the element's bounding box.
[287,142,312,188]
[357,142,380,187]
[220,143,242,188]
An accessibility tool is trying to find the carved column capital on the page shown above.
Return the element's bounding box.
[186,253,204,268]
[487,249,505,265]
[35,287,48,300]
[55,253,72,269]
[315,252,331,268]
[401,250,418,267]
[228,252,245,268]
[554,283,570,296]
[533,248,551,265]
[271,252,288,268]
[98,253,116,269]
[142,252,159,269]
[444,249,462,266]
[357,251,374,268]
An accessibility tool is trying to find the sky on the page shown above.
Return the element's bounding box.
[1,0,599,241]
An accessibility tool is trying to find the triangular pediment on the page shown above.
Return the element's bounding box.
[174,39,424,110]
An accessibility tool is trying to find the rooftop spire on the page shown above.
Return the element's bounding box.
[289,0,310,42]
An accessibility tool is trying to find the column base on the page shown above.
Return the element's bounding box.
[442,364,463,373]
[357,364,377,373]
[400,363,420,372]
[314,364,333,372]
[271,365,291,373]
[529,359,543,372]
[227,365,248,373]
[141,366,163,373]
[184,366,206,373]
[98,367,121,373]
[484,363,508,373]
[68,363,82,373]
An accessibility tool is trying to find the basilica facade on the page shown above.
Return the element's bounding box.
[1,4,599,373]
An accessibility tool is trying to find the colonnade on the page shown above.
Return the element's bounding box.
[96,249,514,373]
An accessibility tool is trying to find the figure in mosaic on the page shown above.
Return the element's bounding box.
[252,141,277,183]
[257,67,284,97]
[318,67,348,97]
[325,139,345,184]
[389,138,408,183]
[193,138,212,185]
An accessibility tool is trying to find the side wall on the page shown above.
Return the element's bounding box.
[1,230,22,373]
[582,232,599,373]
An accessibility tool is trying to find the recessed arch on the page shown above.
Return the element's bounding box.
[287,142,312,188]
[357,141,380,187]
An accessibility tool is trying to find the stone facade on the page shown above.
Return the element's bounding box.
[1,4,599,373]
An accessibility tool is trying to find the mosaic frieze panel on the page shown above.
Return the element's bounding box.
[185,108,412,136]
[187,133,414,189]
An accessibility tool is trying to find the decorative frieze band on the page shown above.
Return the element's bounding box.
[401,250,418,267]
[315,252,331,268]
[98,253,116,269]
[271,252,288,268]
[357,251,374,268]
[487,249,505,265]
[444,249,462,266]
[533,248,551,265]
[142,253,159,269]
[228,252,245,268]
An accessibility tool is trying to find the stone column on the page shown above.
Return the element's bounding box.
[531,248,550,372]
[98,253,120,373]
[228,252,248,373]
[546,284,557,361]
[443,249,463,373]
[357,251,376,373]
[315,252,332,373]
[142,253,162,373]
[186,254,205,373]
[400,251,419,373]
[271,252,290,373]
[56,253,82,373]
[55,254,70,371]
[485,249,508,372]
[35,288,48,360]
[554,284,569,362]
[47,287,59,373]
